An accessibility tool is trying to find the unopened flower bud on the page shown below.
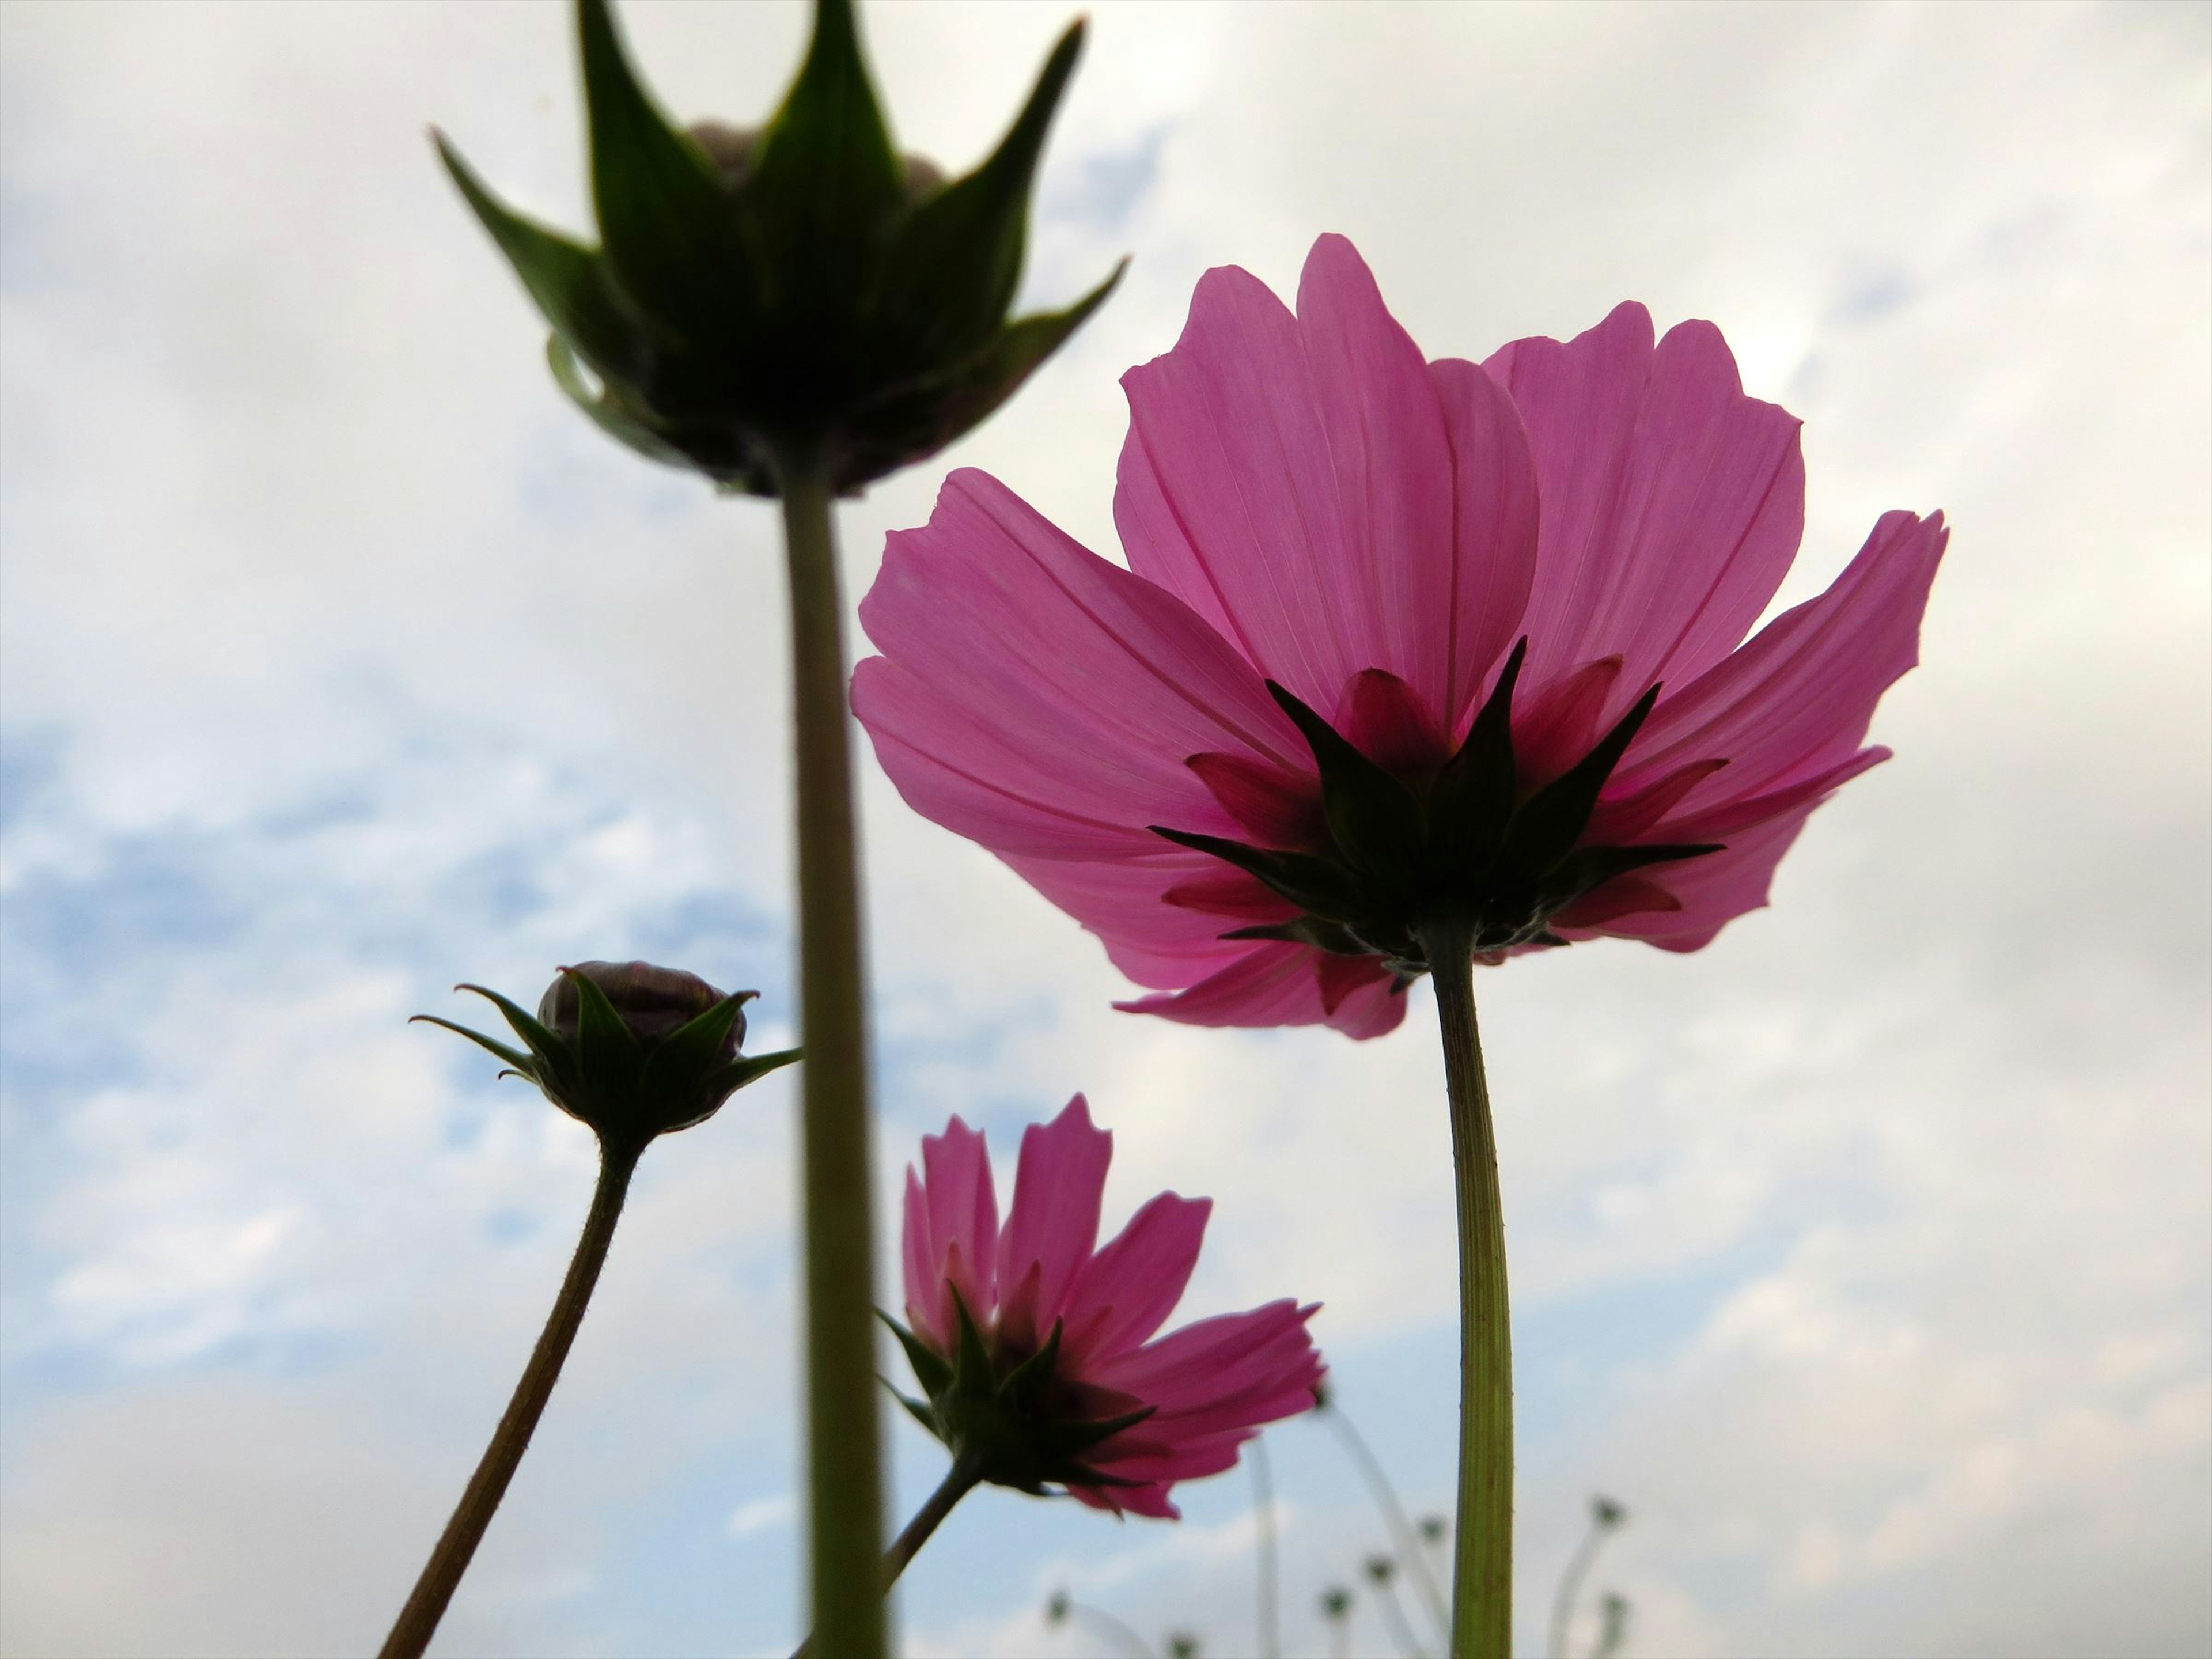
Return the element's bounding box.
[1363,1554,1396,1584]
[416,961,799,1150]
[438,0,1122,497]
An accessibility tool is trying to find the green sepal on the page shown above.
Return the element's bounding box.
[891,1388,939,1437]
[997,1317,1065,1414]
[1430,638,1526,858]
[547,336,690,470]
[407,1014,536,1075]
[698,1047,801,1102]
[877,20,1086,365]
[637,990,753,1101]
[1148,825,1365,923]
[1536,842,1722,912]
[1051,1403,1155,1457]
[1505,683,1662,872]
[839,260,1127,491]
[575,0,753,337]
[434,131,641,384]
[563,964,643,1113]
[879,1309,955,1399]
[745,0,906,301]
[949,1287,994,1399]
[1266,681,1424,882]
[1218,915,1374,956]
[455,982,568,1066]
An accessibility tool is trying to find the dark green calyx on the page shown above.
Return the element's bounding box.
[881,1300,1153,1497]
[1150,643,1723,968]
[436,0,1123,496]
[414,960,799,1148]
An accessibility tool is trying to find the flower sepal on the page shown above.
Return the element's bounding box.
[414,961,799,1150]
[881,1298,1155,1496]
[1153,641,1723,967]
[436,0,1124,495]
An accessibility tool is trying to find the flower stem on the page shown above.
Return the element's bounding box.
[377,1136,644,1659]
[1547,1511,1616,1659]
[777,452,886,1659]
[1417,921,1512,1659]
[1251,1433,1281,1659]
[1319,1395,1450,1641]
[789,1455,984,1658]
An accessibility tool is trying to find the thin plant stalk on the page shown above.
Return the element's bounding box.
[377,1137,644,1659]
[1418,920,1512,1659]
[791,1455,984,1658]
[777,451,885,1656]
[1067,1603,1157,1659]
[1548,1512,1618,1659]
[1251,1433,1281,1659]
[1320,1400,1449,1638]
[1372,1568,1431,1659]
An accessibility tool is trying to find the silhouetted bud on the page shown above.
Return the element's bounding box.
[416,961,798,1149]
[1363,1554,1396,1584]
[1418,1513,1448,1545]
[1591,1494,1627,1529]
[1319,1587,1353,1620]
[437,0,1123,497]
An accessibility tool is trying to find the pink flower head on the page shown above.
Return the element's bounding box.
[854,235,1946,1039]
[892,1096,1324,1519]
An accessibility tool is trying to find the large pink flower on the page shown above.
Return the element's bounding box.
[854,235,1946,1039]
[892,1096,1323,1520]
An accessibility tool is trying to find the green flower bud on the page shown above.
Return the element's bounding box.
[415,961,799,1150]
[435,0,1124,497]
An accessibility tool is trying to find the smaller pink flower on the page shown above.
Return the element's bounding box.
[893,1096,1324,1520]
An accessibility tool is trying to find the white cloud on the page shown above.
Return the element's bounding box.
[2,0,2206,1654]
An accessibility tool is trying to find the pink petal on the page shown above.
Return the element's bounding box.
[1061,1192,1213,1369]
[918,1116,998,1327]
[900,1166,940,1349]
[1116,942,1410,1040]
[1069,1479,1182,1521]
[994,1096,1113,1349]
[1624,510,1948,802]
[1484,304,1805,719]
[854,469,1307,863]
[1093,1300,1318,1408]
[1186,751,1324,845]
[1429,357,1541,727]
[1514,655,1625,784]
[998,850,1266,987]
[1601,802,1827,951]
[1335,669,1450,775]
[1118,236,1527,730]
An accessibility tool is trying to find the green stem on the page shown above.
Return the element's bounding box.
[1417,921,1512,1659]
[377,1137,644,1659]
[777,453,886,1658]
[789,1455,984,1658]
[1547,1513,1608,1659]
[1320,1396,1450,1641]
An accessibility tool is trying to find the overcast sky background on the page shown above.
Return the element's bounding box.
[2,3,2207,1656]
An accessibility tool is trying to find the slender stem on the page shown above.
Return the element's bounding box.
[1417,921,1512,1659]
[1251,1433,1281,1659]
[1320,1400,1450,1641]
[1067,1604,1157,1659]
[777,453,885,1659]
[378,1137,643,1659]
[881,1456,982,1589]
[789,1456,983,1659]
[1547,1515,1616,1659]
[1373,1570,1431,1659]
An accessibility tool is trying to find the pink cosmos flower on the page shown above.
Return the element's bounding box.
[892,1096,1323,1520]
[853,235,1946,1039]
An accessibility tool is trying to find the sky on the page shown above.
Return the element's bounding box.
[0,2,2207,1656]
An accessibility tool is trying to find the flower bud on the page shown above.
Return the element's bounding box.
[436,0,1123,497]
[416,962,799,1150]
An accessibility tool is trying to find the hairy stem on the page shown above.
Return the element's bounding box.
[378,1137,643,1659]
[778,454,885,1658]
[1418,921,1513,1659]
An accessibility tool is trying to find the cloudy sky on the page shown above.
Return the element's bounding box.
[1,2,2207,1656]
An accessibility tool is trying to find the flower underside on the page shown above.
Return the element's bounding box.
[883,1295,1155,1496]
[1151,640,1722,980]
